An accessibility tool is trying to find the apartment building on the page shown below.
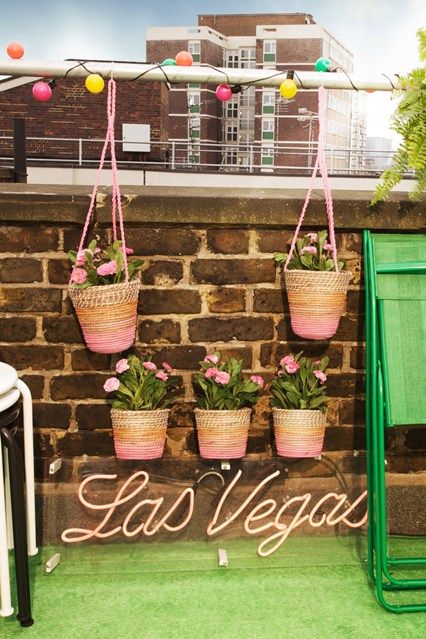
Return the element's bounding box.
[146,13,355,171]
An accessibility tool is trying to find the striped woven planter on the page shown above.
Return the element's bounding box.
[273,408,326,458]
[111,408,170,460]
[69,279,140,354]
[284,270,351,340]
[194,408,251,459]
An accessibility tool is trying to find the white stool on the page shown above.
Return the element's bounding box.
[0,362,37,619]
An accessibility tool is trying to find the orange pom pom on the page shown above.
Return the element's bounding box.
[175,51,193,66]
[7,42,24,59]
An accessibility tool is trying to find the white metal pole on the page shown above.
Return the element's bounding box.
[16,380,38,556]
[0,60,402,91]
[0,442,13,617]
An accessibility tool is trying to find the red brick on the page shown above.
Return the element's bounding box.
[192,259,275,284]
[50,374,108,400]
[340,399,366,426]
[0,258,42,283]
[0,345,63,370]
[125,228,200,255]
[188,317,274,342]
[0,226,58,252]
[138,289,201,315]
[76,404,112,430]
[0,317,36,341]
[43,316,82,343]
[20,375,44,399]
[141,260,183,285]
[56,430,114,456]
[327,373,365,397]
[207,287,246,313]
[48,259,71,284]
[256,230,289,253]
[138,319,181,344]
[63,228,109,252]
[253,289,286,313]
[71,350,111,371]
[139,345,206,370]
[324,426,366,451]
[0,288,62,312]
[33,403,71,429]
[207,229,249,254]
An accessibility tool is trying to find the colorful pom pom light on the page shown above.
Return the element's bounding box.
[315,57,331,72]
[175,51,193,66]
[32,82,52,102]
[161,58,177,66]
[279,79,298,100]
[85,74,105,94]
[215,84,232,102]
[7,42,24,59]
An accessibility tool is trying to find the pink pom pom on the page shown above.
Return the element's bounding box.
[215,84,232,102]
[32,82,52,102]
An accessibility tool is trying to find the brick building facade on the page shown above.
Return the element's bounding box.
[146,13,355,171]
[0,74,169,165]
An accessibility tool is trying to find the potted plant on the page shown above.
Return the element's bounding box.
[270,352,328,458]
[371,28,425,204]
[193,352,264,459]
[274,230,351,340]
[103,354,176,460]
[68,238,144,354]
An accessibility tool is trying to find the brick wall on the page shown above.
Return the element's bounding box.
[0,79,169,162]
[198,14,314,36]
[0,186,424,480]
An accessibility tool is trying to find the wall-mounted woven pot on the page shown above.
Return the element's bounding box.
[194,408,251,459]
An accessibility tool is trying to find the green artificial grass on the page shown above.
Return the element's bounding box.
[2,536,426,639]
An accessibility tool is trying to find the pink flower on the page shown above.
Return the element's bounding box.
[285,361,300,374]
[115,358,129,373]
[301,246,317,255]
[205,367,220,379]
[70,267,87,284]
[250,375,264,389]
[214,371,230,385]
[314,369,327,383]
[314,359,321,365]
[155,371,168,381]
[280,355,295,367]
[97,260,118,276]
[323,243,333,251]
[103,377,120,392]
[124,247,134,255]
[75,250,87,266]
[204,354,219,364]
[162,362,172,373]
[143,361,157,371]
[306,232,318,243]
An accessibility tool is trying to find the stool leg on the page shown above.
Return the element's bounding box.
[16,380,38,556]
[0,427,33,627]
[3,449,14,550]
[0,442,14,617]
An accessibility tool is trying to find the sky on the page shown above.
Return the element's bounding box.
[0,0,424,144]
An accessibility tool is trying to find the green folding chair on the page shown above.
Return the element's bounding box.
[364,231,426,612]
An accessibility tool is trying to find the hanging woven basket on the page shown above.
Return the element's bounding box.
[194,408,251,459]
[111,408,170,460]
[284,270,351,340]
[273,408,326,458]
[68,79,139,354]
[69,279,140,354]
[282,86,350,341]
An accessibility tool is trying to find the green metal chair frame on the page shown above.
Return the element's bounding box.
[364,230,426,613]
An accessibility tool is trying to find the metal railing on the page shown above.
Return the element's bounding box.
[0,135,399,176]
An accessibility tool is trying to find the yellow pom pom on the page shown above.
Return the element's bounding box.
[85,74,105,94]
[279,79,298,99]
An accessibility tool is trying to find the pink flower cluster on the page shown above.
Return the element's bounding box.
[205,367,230,385]
[103,377,120,392]
[250,375,264,389]
[280,355,300,374]
[301,246,317,256]
[313,369,327,383]
[97,260,117,277]
[204,354,219,364]
[70,267,87,284]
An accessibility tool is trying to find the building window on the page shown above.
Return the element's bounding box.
[261,147,274,166]
[188,41,201,63]
[225,150,238,165]
[225,100,238,118]
[263,41,276,63]
[226,125,238,142]
[188,82,200,89]
[188,92,200,114]
[225,50,239,67]
[262,90,275,114]
[240,48,256,69]
[189,117,200,139]
[262,119,274,140]
[240,87,255,107]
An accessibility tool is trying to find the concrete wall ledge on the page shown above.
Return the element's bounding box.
[0,183,424,229]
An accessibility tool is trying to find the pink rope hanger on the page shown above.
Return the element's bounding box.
[70,78,129,283]
[285,86,339,272]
